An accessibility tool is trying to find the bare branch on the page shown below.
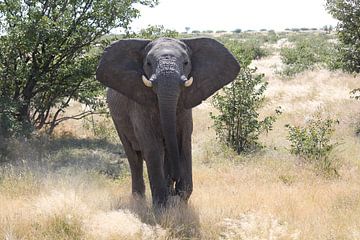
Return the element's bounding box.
[50,110,106,125]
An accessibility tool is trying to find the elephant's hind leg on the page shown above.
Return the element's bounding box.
[119,134,145,198]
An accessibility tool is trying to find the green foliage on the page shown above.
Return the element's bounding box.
[210,39,282,154]
[326,0,360,73]
[210,40,281,154]
[220,39,269,65]
[0,97,31,138]
[265,30,280,44]
[285,114,339,176]
[211,67,281,154]
[0,0,158,136]
[136,25,179,39]
[280,35,339,76]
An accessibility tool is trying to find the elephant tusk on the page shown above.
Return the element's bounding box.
[142,75,153,87]
[184,77,193,87]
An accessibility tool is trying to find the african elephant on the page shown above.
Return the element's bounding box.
[96,37,240,207]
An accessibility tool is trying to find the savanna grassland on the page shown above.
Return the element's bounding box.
[1,32,360,240]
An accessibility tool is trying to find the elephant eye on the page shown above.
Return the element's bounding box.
[184,61,189,66]
[146,62,151,66]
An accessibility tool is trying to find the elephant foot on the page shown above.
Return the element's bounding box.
[132,191,145,200]
[175,179,193,202]
[152,187,169,209]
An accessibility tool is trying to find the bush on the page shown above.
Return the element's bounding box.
[285,114,339,177]
[209,39,281,154]
[220,39,269,64]
[211,66,281,154]
[279,36,339,76]
[265,30,280,44]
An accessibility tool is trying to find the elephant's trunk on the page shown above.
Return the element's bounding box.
[157,75,181,183]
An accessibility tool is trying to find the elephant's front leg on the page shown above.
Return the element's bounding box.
[144,149,168,208]
[175,113,193,201]
[175,143,193,201]
[164,151,178,196]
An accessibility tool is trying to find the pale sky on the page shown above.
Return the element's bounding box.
[129,0,338,32]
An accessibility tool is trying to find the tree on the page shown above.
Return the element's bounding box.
[0,0,158,136]
[326,0,360,73]
[136,25,178,39]
[232,28,242,34]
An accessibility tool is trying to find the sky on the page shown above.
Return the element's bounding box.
[129,0,338,32]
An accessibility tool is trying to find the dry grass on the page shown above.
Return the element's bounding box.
[2,42,360,239]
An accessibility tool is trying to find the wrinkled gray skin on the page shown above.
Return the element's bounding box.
[96,37,240,207]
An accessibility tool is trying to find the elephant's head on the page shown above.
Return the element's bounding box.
[96,37,239,185]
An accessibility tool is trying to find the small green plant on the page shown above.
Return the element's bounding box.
[285,114,340,176]
[211,67,281,154]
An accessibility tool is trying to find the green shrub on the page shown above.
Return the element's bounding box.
[211,67,281,154]
[209,39,281,154]
[220,39,269,64]
[279,36,339,76]
[285,114,339,177]
[266,30,280,44]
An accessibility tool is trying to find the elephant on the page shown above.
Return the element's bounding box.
[96,37,240,207]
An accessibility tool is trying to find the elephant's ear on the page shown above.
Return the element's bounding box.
[96,39,156,106]
[181,38,240,109]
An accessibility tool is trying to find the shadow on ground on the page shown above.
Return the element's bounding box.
[0,135,127,179]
